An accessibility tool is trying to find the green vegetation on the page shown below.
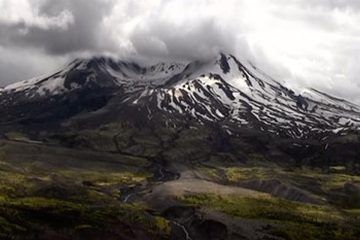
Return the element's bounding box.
[1,139,359,240]
[197,163,360,234]
[179,194,342,222]
[58,169,151,186]
[0,196,170,239]
[0,141,168,240]
[216,166,360,190]
[222,166,279,182]
[179,193,360,240]
[199,164,360,202]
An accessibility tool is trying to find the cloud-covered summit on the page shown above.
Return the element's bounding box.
[0,0,359,103]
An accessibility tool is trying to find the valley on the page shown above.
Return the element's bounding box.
[0,131,359,240]
[0,54,359,239]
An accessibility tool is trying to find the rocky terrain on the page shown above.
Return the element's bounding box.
[0,53,359,239]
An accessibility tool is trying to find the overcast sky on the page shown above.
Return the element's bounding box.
[0,0,359,103]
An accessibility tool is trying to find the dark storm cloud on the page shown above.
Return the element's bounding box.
[0,46,67,86]
[0,0,360,104]
[0,0,117,85]
[0,0,115,55]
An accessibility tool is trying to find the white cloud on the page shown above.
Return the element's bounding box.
[0,45,67,85]
[0,0,360,103]
[101,0,360,102]
[0,0,74,30]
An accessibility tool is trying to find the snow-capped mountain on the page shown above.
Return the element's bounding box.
[1,53,359,139]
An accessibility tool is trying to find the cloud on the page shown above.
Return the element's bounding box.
[0,0,74,30]
[102,0,242,60]
[0,0,359,104]
[0,0,115,55]
[0,46,67,85]
[129,16,237,60]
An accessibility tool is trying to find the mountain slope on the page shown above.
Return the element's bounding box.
[1,54,360,240]
[1,53,359,140]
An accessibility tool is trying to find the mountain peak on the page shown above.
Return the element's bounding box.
[0,53,360,139]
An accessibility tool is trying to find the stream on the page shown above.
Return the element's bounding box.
[123,193,134,203]
[120,162,192,240]
[156,164,165,181]
[121,163,169,202]
[172,221,193,240]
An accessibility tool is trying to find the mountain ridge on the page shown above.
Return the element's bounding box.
[1,53,360,240]
[0,53,360,140]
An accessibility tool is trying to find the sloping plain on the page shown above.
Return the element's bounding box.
[0,126,359,240]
